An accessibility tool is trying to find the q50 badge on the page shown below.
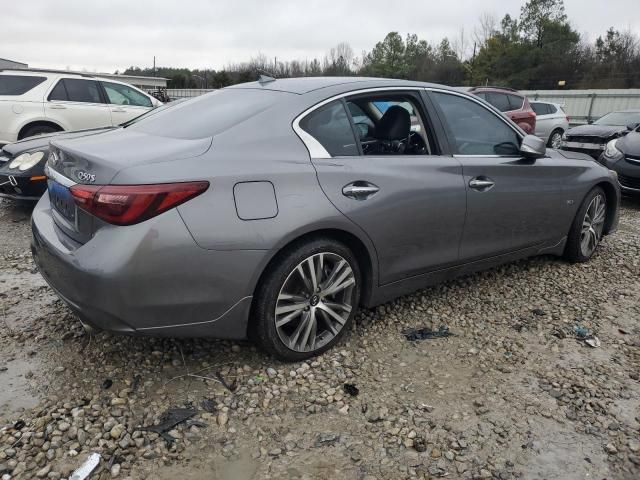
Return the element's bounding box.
[76,171,96,183]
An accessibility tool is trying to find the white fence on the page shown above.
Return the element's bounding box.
[522,89,640,125]
[166,88,214,99]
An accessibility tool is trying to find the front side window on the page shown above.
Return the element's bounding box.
[62,79,103,103]
[299,101,358,156]
[432,92,521,156]
[0,75,46,95]
[102,82,152,107]
[48,80,68,101]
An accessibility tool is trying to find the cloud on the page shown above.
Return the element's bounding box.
[2,0,638,73]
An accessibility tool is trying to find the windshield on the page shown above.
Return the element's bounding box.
[594,112,640,126]
[125,89,289,139]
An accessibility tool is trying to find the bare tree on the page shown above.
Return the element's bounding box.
[474,12,498,47]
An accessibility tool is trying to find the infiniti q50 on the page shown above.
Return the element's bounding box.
[31,77,620,360]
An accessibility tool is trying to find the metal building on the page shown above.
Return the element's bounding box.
[0,58,28,69]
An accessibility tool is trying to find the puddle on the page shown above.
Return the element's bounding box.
[0,357,40,421]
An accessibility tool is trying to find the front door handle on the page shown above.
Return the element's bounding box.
[111,108,127,113]
[342,181,379,200]
[469,177,495,191]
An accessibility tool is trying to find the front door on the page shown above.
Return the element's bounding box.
[299,91,467,285]
[429,90,570,261]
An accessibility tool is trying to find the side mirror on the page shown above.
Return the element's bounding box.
[520,134,547,159]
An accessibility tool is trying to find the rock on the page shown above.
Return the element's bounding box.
[111,464,121,477]
[266,367,277,378]
[110,424,125,440]
[604,443,617,455]
[413,436,427,453]
[315,432,340,446]
[36,465,51,478]
[217,412,228,427]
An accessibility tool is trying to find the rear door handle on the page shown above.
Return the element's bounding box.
[469,177,495,191]
[49,104,66,109]
[342,181,379,200]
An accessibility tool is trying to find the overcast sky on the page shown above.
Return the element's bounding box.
[3,0,639,73]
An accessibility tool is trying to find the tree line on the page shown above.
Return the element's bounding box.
[123,0,640,90]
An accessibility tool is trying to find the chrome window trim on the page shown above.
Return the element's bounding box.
[44,163,77,187]
[292,85,525,160]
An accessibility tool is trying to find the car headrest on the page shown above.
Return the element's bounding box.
[376,106,411,141]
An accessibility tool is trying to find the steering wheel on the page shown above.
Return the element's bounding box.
[407,132,428,155]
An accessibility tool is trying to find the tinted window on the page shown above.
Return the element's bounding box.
[102,81,152,107]
[127,89,286,140]
[48,81,68,101]
[485,93,512,112]
[531,102,549,115]
[0,75,46,95]
[63,79,103,103]
[432,92,521,156]
[300,101,358,156]
[507,94,524,110]
[547,104,558,114]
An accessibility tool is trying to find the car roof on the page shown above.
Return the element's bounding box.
[468,86,522,95]
[0,68,95,78]
[227,76,448,95]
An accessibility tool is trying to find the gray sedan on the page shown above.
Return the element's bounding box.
[31,77,620,360]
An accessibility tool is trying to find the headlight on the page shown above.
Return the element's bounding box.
[603,139,623,159]
[8,151,46,171]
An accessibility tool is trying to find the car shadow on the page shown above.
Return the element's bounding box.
[621,194,640,210]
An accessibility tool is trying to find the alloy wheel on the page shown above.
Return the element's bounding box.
[550,132,562,149]
[580,194,606,257]
[274,252,356,353]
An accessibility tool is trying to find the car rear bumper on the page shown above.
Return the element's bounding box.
[31,194,266,338]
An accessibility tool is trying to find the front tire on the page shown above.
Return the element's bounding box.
[252,238,361,361]
[564,187,607,263]
[19,124,60,140]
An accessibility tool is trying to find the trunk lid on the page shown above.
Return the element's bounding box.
[46,128,212,244]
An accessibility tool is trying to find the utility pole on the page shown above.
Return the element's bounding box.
[153,56,156,77]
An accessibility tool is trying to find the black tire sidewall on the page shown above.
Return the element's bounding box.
[548,129,563,148]
[564,186,606,263]
[22,125,58,140]
[253,238,361,361]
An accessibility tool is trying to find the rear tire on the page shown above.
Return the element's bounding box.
[252,238,361,361]
[19,124,60,140]
[564,187,607,263]
[548,129,564,149]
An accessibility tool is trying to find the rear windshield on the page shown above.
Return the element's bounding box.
[594,112,640,126]
[0,75,47,95]
[126,89,288,139]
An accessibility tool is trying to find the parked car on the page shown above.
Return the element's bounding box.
[0,102,176,201]
[0,69,161,145]
[31,77,619,360]
[598,125,640,194]
[561,110,640,159]
[468,86,536,134]
[531,101,570,148]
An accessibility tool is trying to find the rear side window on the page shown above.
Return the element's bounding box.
[62,79,103,103]
[127,88,286,139]
[432,92,521,156]
[507,94,524,110]
[485,93,512,112]
[0,75,46,95]
[299,101,358,156]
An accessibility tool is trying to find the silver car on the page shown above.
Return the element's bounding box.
[531,101,570,149]
[31,77,620,360]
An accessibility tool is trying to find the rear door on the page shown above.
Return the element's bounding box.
[429,90,572,261]
[45,78,113,130]
[100,81,154,125]
[299,90,467,285]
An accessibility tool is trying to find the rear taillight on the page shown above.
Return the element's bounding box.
[70,181,209,226]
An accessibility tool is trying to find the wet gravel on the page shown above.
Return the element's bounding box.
[0,196,639,480]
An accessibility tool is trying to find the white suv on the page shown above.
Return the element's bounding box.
[0,69,161,145]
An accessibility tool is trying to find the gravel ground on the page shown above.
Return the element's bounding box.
[1,197,639,480]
